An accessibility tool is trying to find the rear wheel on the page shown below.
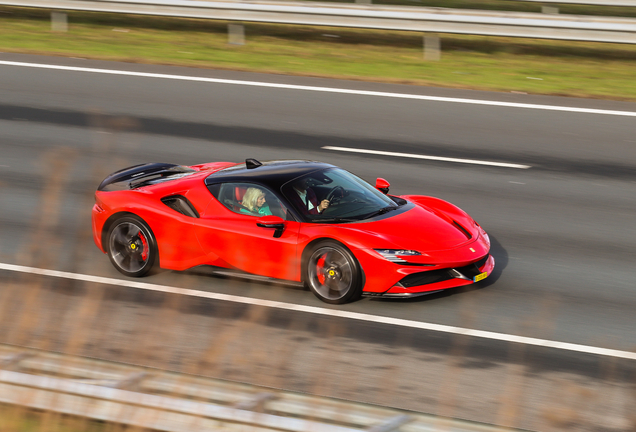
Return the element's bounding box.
[306,241,362,304]
[107,216,157,277]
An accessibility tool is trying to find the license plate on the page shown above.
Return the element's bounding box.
[473,272,488,282]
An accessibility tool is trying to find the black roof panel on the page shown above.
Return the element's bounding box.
[204,160,335,189]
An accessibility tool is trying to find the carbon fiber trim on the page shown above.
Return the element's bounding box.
[398,254,490,288]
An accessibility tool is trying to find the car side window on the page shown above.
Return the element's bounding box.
[210,182,292,220]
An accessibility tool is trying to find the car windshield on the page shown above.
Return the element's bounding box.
[282,168,399,222]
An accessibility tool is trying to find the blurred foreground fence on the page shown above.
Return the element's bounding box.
[0,344,517,432]
[2,0,636,46]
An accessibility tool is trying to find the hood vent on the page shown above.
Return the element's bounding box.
[452,221,472,240]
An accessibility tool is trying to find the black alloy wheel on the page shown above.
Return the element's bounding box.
[107,215,157,277]
[306,241,362,304]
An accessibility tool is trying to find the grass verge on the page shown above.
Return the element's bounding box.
[2,7,636,101]
[0,404,110,432]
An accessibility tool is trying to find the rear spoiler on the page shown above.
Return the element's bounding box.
[97,163,187,191]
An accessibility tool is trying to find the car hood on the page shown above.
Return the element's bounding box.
[349,204,475,252]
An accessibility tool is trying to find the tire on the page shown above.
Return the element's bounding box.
[305,241,362,304]
[107,215,157,277]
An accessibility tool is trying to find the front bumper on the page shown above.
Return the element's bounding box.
[362,254,495,298]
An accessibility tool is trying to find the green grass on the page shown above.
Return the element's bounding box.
[0,405,110,432]
[2,7,636,100]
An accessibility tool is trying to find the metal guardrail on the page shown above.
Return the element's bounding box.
[513,0,636,6]
[0,370,362,432]
[0,345,523,432]
[2,0,636,44]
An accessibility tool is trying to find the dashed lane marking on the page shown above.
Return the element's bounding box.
[322,146,531,169]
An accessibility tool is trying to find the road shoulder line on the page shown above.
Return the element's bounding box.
[2,262,636,361]
[1,61,636,117]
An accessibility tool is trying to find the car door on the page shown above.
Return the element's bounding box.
[194,182,301,281]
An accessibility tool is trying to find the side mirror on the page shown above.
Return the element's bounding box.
[375,178,390,194]
[256,215,286,238]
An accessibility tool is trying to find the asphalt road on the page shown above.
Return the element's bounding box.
[1,53,635,431]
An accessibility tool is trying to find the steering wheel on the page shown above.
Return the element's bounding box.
[325,186,347,205]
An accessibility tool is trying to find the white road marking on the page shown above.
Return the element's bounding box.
[323,146,531,169]
[1,61,636,117]
[2,262,636,361]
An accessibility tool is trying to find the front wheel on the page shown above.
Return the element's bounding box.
[306,242,362,304]
[107,215,157,277]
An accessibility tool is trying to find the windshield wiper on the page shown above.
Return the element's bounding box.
[314,217,359,223]
[363,206,398,219]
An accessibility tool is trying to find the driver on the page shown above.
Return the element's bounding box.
[291,178,330,215]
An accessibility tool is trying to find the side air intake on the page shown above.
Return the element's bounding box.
[161,195,199,218]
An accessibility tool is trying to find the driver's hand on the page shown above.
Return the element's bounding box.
[319,199,330,212]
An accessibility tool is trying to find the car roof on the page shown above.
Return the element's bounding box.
[204,160,336,190]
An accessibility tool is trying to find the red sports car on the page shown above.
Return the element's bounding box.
[92,159,494,304]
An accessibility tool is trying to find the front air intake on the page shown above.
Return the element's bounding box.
[397,254,490,288]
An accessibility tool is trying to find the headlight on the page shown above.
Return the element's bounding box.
[374,249,421,263]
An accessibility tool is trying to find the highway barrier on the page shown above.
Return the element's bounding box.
[509,0,636,6]
[2,0,636,45]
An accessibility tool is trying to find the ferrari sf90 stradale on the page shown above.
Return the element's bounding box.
[92,159,494,304]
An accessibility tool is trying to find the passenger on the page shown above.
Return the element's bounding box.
[241,187,272,216]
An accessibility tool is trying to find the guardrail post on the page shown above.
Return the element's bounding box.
[542,5,559,14]
[233,392,277,411]
[0,352,33,370]
[111,372,150,390]
[228,23,245,45]
[51,11,68,32]
[424,34,441,61]
[367,415,413,432]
